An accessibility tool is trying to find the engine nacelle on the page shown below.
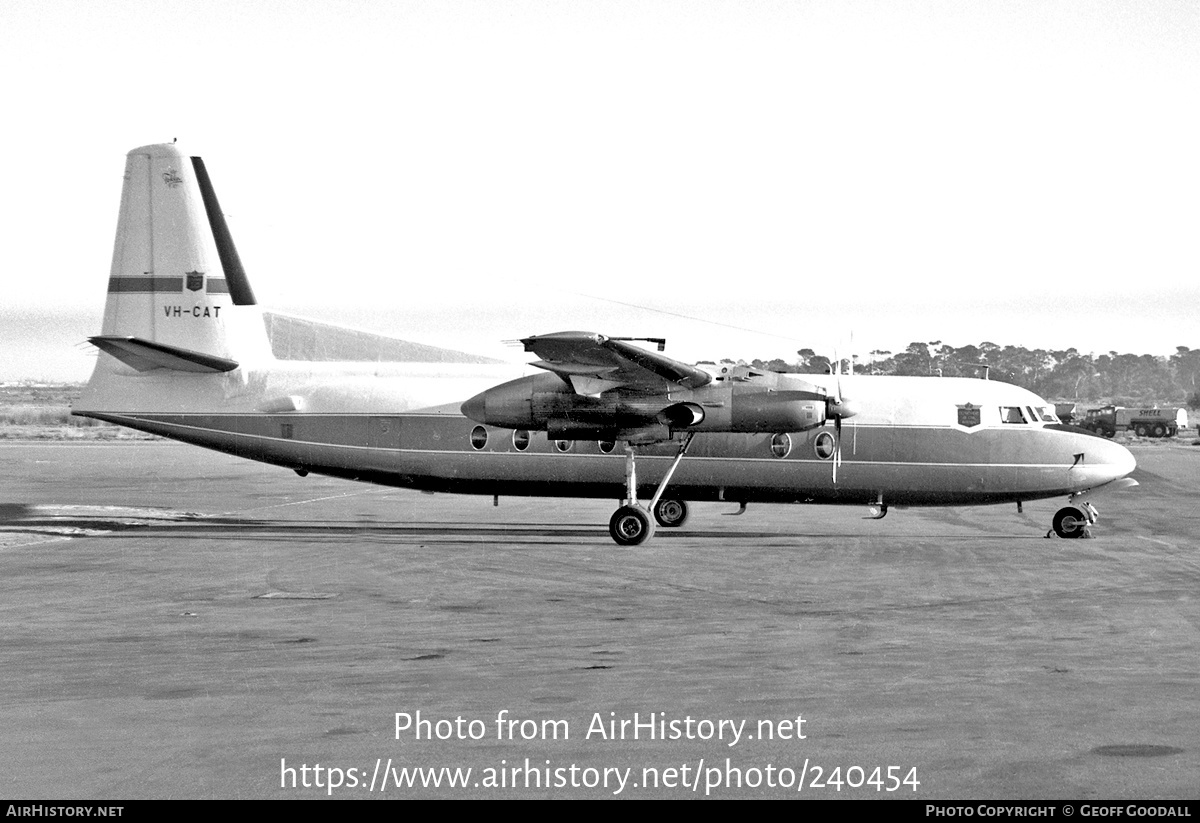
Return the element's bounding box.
[461,374,543,429]
[462,373,636,430]
[461,373,843,437]
[728,389,827,432]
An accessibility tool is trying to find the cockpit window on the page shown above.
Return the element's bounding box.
[1035,405,1059,423]
[1000,406,1028,424]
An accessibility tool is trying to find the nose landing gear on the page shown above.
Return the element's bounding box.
[1049,501,1098,539]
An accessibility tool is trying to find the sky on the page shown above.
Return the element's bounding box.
[2,0,1198,381]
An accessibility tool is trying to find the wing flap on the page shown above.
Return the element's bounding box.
[529,360,618,377]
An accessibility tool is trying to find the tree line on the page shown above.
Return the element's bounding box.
[745,343,1200,409]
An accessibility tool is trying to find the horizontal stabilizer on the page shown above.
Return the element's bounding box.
[89,336,239,373]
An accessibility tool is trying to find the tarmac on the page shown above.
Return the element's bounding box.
[0,439,1197,799]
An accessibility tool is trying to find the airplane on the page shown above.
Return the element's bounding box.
[73,142,1138,546]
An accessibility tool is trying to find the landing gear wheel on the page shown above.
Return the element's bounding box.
[1052,506,1089,539]
[609,506,656,546]
[652,499,689,528]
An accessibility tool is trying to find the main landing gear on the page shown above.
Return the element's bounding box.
[1049,501,1098,539]
[652,497,690,528]
[608,433,694,546]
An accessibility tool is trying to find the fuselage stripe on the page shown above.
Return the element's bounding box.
[90,413,1076,469]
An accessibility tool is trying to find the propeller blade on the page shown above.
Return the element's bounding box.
[833,416,842,484]
[836,351,843,404]
[825,347,855,485]
[832,347,842,402]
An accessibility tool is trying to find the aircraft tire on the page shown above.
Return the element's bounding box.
[1052,506,1088,539]
[652,499,689,528]
[610,506,655,546]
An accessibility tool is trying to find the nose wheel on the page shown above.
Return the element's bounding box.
[1049,503,1097,539]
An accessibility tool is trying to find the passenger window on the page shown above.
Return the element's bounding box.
[470,426,488,450]
[770,433,792,459]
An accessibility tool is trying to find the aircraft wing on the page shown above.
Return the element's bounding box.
[521,331,712,395]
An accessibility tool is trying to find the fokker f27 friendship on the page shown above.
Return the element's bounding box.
[74,143,1138,545]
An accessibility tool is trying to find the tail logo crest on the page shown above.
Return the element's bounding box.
[162,168,183,188]
[185,271,205,292]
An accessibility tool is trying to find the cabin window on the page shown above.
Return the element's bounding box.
[770,433,792,458]
[813,431,836,459]
[598,440,616,454]
[470,426,488,450]
[554,439,573,453]
[1000,406,1028,424]
[280,423,294,439]
[512,430,531,451]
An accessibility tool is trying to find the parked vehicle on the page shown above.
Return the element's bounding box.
[1078,405,1185,438]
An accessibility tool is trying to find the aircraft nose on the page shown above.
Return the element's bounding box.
[1083,435,1137,486]
[1109,440,1137,479]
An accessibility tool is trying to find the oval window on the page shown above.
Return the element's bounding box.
[470,425,488,450]
[554,439,573,453]
[512,430,531,451]
[813,431,836,460]
[598,440,616,454]
[770,433,791,458]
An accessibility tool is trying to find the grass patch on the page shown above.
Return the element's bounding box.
[1,405,79,426]
[0,383,157,440]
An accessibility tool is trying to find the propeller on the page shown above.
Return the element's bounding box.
[833,358,843,484]
[833,415,842,484]
[824,350,859,484]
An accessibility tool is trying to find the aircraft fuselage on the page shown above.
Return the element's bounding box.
[76,368,1135,510]
[72,143,1138,544]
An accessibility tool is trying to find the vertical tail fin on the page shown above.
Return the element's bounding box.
[94,143,266,370]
